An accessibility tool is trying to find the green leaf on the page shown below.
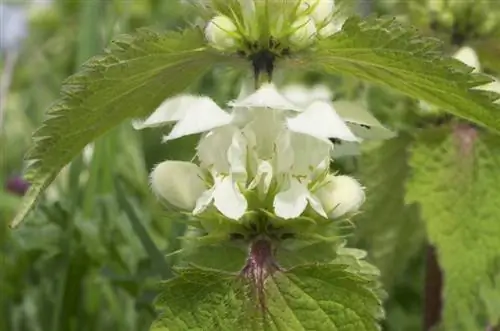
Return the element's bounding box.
[11,28,237,228]
[353,135,425,289]
[151,261,383,331]
[301,17,500,131]
[406,125,500,330]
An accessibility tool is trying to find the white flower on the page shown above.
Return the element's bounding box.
[205,15,239,50]
[280,84,395,157]
[305,0,335,24]
[314,174,365,218]
[135,83,359,220]
[453,46,481,72]
[297,0,343,39]
[150,161,207,211]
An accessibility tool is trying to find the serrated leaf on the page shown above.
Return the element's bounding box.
[11,28,238,228]
[151,262,383,331]
[299,17,500,132]
[406,125,500,330]
[353,135,425,289]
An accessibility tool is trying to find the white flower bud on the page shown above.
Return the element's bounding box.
[308,0,335,24]
[453,46,481,72]
[289,16,317,47]
[150,161,207,211]
[314,175,365,219]
[205,15,239,50]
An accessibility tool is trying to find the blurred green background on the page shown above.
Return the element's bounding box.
[1,1,499,331]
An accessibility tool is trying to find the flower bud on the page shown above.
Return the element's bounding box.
[150,161,207,211]
[308,0,335,25]
[204,15,239,50]
[314,175,365,219]
[289,16,317,47]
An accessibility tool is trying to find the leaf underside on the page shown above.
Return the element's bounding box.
[299,16,500,132]
[407,125,500,330]
[11,28,241,228]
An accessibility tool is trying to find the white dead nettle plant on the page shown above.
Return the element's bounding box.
[134,82,367,222]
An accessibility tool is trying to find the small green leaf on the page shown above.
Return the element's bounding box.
[11,28,239,228]
[151,260,384,330]
[301,17,500,132]
[407,125,500,330]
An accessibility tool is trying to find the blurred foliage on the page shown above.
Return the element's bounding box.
[1,0,500,331]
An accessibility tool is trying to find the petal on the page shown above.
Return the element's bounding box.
[248,160,273,197]
[274,131,294,174]
[150,160,207,210]
[133,94,201,129]
[244,108,286,159]
[306,194,328,218]
[197,126,236,173]
[453,46,481,72]
[280,84,333,108]
[230,83,301,111]
[332,100,396,140]
[287,100,359,142]
[193,187,215,215]
[274,177,309,219]
[213,176,248,220]
[227,130,248,180]
[280,84,315,108]
[290,132,332,176]
[163,97,232,141]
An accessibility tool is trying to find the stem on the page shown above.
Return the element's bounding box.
[424,244,443,331]
[0,51,19,134]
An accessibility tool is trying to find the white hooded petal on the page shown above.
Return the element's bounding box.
[244,107,287,159]
[248,160,273,196]
[193,187,215,215]
[289,132,332,176]
[197,126,236,173]
[150,161,206,210]
[274,130,295,173]
[476,78,500,104]
[205,15,238,50]
[280,84,333,108]
[163,98,232,141]
[133,95,202,129]
[309,0,335,24]
[287,100,359,141]
[274,177,309,219]
[213,176,247,220]
[453,46,480,72]
[307,194,328,218]
[227,130,248,180]
[314,174,365,219]
[230,83,301,111]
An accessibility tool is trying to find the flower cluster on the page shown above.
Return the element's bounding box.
[135,83,368,224]
[204,0,343,51]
